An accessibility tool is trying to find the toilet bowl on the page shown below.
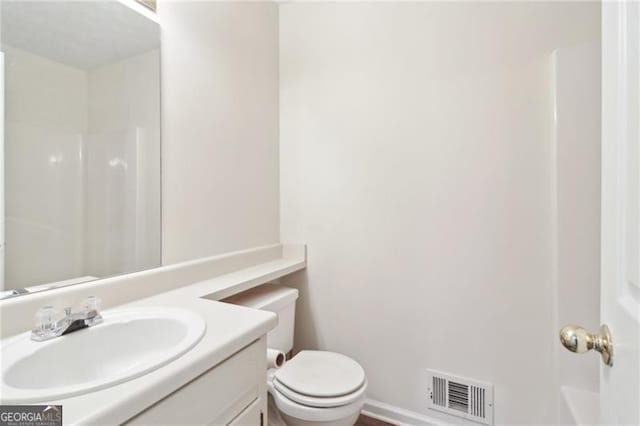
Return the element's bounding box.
[268,350,367,426]
[223,284,367,426]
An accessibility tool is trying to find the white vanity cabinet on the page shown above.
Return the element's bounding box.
[127,337,267,425]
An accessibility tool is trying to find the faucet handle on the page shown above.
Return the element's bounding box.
[32,306,63,341]
[63,296,100,316]
[83,296,101,312]
[82,296,103,326]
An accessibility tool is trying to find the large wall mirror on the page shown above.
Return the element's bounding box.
[1,1,161,298]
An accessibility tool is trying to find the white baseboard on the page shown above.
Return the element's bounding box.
[362,399,442,426]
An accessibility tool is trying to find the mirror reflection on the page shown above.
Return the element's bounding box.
[1,1,161,298]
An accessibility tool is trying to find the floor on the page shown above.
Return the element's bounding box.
[355,415,395,426]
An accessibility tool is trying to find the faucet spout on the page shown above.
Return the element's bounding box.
[31,297,103,342]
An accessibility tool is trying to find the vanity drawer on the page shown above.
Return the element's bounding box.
[127,339,264,425]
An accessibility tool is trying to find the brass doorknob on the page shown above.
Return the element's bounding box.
[559,324,613,367]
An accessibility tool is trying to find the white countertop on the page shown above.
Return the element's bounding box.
[50,291,277,425]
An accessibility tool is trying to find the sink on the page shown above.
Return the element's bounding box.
[1,307,206,403]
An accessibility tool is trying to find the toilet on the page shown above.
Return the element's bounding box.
[223,284,367,426]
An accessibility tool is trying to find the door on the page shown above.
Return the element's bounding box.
[601,0,640,423]
[0,51,4,290]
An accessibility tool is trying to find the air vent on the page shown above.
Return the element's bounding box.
[427,370,493,425]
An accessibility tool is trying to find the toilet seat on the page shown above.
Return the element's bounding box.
[274,351,366,398]
[273,377,367,408]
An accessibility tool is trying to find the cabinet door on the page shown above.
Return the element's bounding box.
[127,339,264,425]
[227,399,262,426]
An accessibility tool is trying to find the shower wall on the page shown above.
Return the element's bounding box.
[85,49,161,278]
[552,42,601,423]
[2,45,160,290]
[3,45,87,289]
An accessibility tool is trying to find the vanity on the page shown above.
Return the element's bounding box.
[0,243,306,424]
[129,338,266,425]
[86,298,273,426]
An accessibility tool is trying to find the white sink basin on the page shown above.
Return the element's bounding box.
[1,307,206,403]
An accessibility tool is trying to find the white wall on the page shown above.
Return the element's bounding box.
[3,45,87,289]
[159,1,280,264]
[279,2,600,424]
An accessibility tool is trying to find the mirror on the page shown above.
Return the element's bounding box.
[1,1,161,298]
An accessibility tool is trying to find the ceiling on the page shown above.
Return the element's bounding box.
[1,1,160,70]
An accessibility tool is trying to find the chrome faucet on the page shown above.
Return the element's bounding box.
[31,296,103,342]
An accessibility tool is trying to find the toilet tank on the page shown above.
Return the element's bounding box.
[222,284,299,353]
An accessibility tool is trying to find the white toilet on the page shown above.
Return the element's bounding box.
[223,284,367,426]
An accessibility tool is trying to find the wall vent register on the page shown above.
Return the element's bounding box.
[427,370,493,425]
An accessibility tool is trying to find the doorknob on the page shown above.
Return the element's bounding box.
[559,324,613,367]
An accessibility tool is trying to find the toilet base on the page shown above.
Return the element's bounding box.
[279,410,361,426]
[268,393,361,426]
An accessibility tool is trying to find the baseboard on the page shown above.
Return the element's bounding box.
[362,399,442,426]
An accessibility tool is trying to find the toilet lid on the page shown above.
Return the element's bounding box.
[274,351,366,398]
